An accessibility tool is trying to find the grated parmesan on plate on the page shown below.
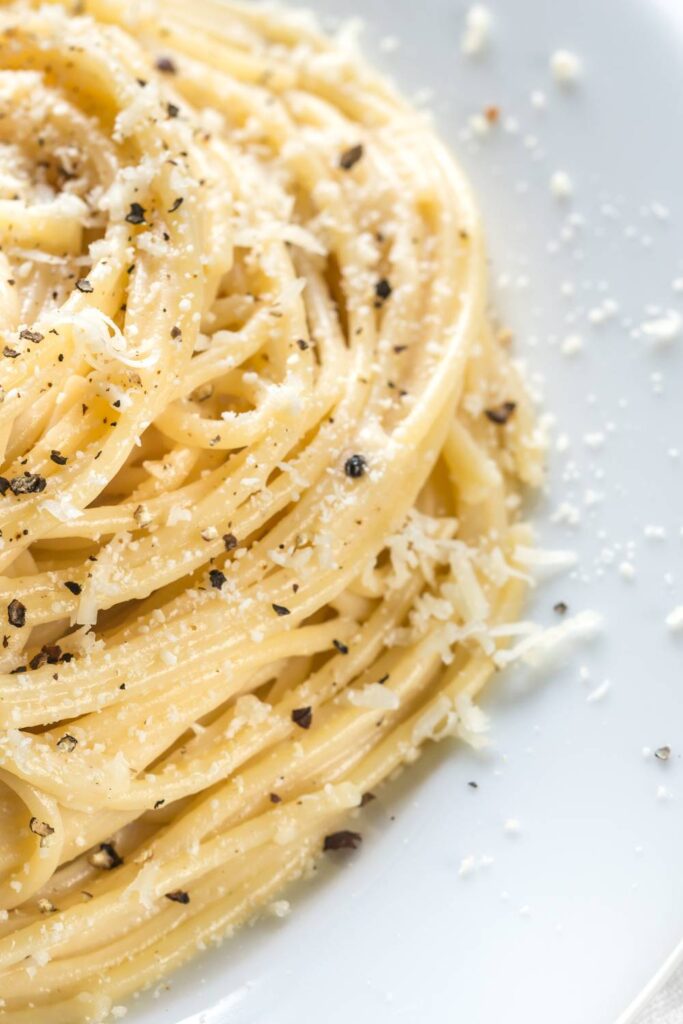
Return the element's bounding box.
[461,5,493,57]
[513,545,578,573]
[665,606,683,632]
[550,171,574,200]
[493,610,603,670]
[641,310,682,346]
[550,49,582,86]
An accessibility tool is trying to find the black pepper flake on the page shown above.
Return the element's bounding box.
[296,338,309,350]
[64,580,82,596]
[360,792,375,807]
[0,477,9,495]
[333,639,349,655]
[56,734,77,752]
[339,144,364,170]
[269,793,282,803]
[43,644,63,664]
[3,345,19,358]
[75,279,93,293]
[272,603,291,616]
[154,799,165,809]
[50,450,67,465]
[8,599,26,628]
[468,781,479,789]
[29,817,55,840]
[553,601,568,615]
[171,325,182,339]
[89,842,123,870]
[655,746,671,761]
[375,278,392,301]
[168,196,183,212]
[155,56,177,74]
[166,103,180,119]
[125,202,146,226]
[10,473,46,495]
[291,706,312,729]
[29,650,47,670]
[223,532,238,551]
[485,401,517,425]
[165,890,190,904]
[19,329,43,343]
[209,568,226,589]
[344,453,367,479]
[377,673,389,685]
[323,830,362,852]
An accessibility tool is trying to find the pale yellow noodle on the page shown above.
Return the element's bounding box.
[0,1,543,1020]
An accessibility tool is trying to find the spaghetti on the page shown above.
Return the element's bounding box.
[0,1,544,1020]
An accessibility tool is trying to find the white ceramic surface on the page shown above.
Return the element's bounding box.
[127,2,683,1022]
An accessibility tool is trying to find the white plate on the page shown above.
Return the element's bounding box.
[127,1,683,1021]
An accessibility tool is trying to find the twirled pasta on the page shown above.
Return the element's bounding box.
[0,1,543,1020]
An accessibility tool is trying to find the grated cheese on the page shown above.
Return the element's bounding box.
[412,695,455,745]
[453,694,490,750]
[461,5,493,56]
[348,684,400,711]
[50,308,159,370]
[126,862,160,911]
[586,678,611,703]
[458,855,477,877]
[641,310,682,346]
[665,606,683,632]
[561,333,583,356]
[550,50,582,86]
[493,610,603,670]
[550,171,573,200]
[114,82,162,141]
[41,495,82,522]
[267,899,291,919]
[513,545,578,574]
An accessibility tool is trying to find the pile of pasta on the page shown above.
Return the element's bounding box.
[0,1,543,1020]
